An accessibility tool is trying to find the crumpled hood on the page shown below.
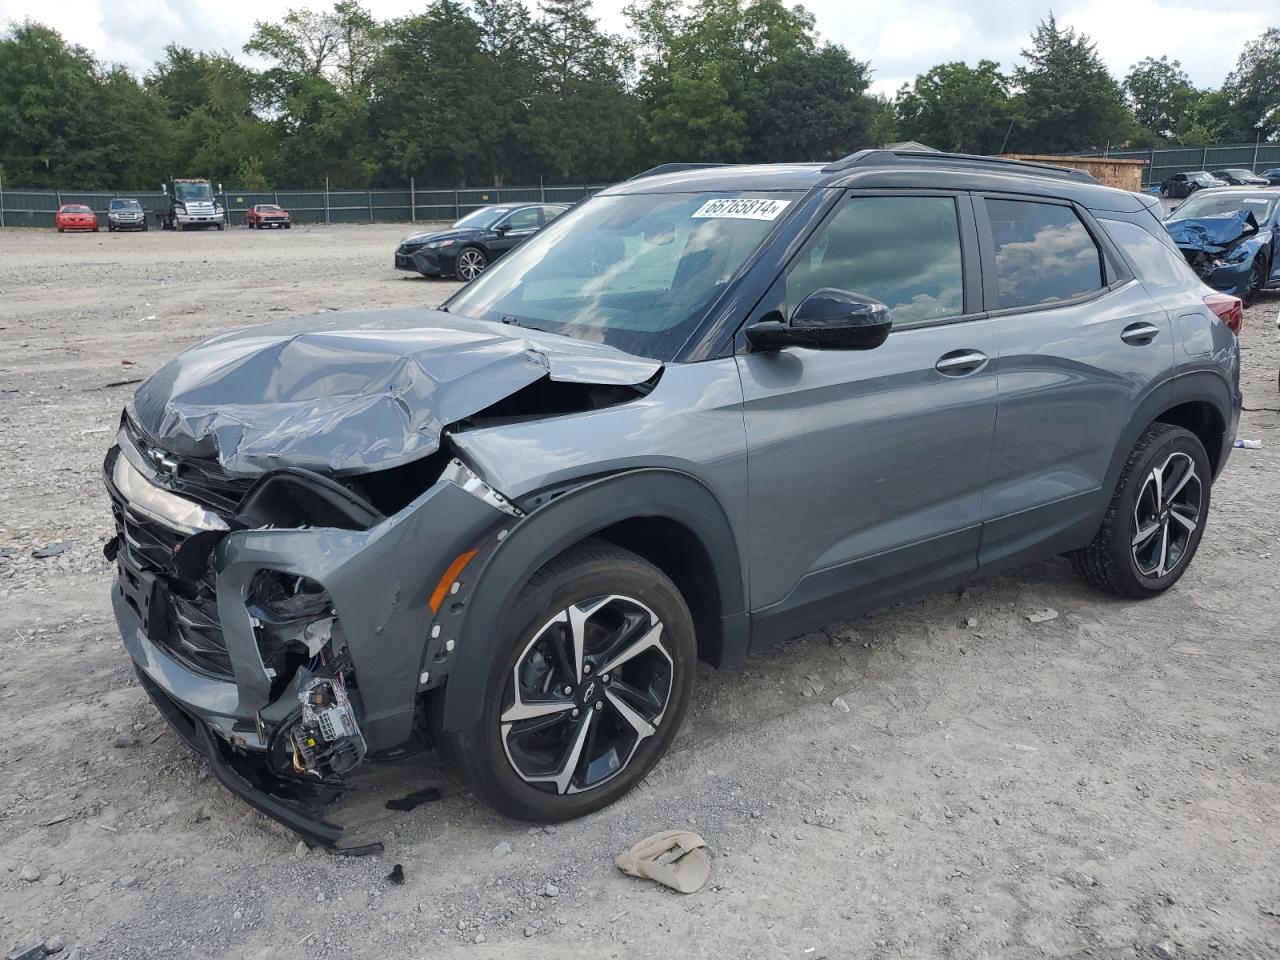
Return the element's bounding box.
[1166,209,1260,253]
[129,308,662,477]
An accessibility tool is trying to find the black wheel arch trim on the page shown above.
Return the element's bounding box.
[438,467,748,731]
[1094,371,1235,533]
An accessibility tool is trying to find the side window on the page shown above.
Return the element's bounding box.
[503,207,540,231]
[785,195,964,324]
[542,205,565,223]
[983,198,1104,309]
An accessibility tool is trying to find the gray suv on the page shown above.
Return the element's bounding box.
[103,151,1241,844]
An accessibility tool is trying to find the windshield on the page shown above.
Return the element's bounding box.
[257,205,282,212]
[446,192,794,360]
[1171,192,1277,222]
[1219,169,1254,178]
[454,206,511,230]
[111,199,141,210]
[174,182,213,202]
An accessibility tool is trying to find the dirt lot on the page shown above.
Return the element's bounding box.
[2,224,1279,960]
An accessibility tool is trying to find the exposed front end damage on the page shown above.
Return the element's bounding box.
[1166,209,1268,300]
[104,308,660,843]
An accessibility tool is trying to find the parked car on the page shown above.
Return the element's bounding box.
[107,198,148,232]
[1160,171,1228,198]
[55,204,99,233]
[395,203,568,280]
[103,151,1241,843]
[1165,188,1280,305]
[1210,168,1270,186]
[246,204,291,229]
[1262,168,1280,186]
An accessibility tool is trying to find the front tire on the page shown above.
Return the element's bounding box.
[440,542,696,822]
[454,246,487,282]
[1243,257,1266,306]
[1071,423,1210,598]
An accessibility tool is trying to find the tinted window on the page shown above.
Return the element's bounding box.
[503,208,540,231]
[785,195,964,324]
[984,199,1103,309]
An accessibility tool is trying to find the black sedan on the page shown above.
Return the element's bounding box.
[1211,168,1271,186]
[1263,168,1280,186]
[395,203,568,281]
[1160,171,1228,198]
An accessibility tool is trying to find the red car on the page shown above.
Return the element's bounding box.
[56,204,99,233]
[246,204,291,229]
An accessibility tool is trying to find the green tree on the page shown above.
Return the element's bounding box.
[369,1,495,184]
[528,0,636,180]
[895,60,1012,154]
[1122,56,1198,142]
[146,45,277,184]
[629,0,874,164]
[0,22,103,186]
[1222,28,1280,142]
[1011,15,1134,153]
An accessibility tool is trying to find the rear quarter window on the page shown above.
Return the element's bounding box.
[1099,217,1201,296]
[984,198,1104,309]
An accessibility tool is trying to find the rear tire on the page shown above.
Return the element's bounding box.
[1071,423,1210,598]
[438,541,696,822]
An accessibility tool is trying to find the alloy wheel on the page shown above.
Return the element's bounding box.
[457,249,486,281]
[500,595,673,795]
[1131,452,1202,578]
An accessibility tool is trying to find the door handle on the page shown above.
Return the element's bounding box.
[935,350,988,376]
[1121,322,1161,345]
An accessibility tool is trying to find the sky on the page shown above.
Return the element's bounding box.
[0,0,1273,97]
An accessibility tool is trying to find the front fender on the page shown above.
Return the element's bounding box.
[438,468,747,731]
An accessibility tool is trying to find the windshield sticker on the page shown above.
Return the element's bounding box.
[692,198,791,221]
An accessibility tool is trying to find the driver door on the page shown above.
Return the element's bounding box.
[489,206,541,256]
[736,191,998,642]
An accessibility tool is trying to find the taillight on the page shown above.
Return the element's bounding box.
[1204,292,1243,335]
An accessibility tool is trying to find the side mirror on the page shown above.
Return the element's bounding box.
[746,289,893,352]
[494,223,510,235]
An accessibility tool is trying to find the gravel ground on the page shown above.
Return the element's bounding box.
[1,224,1279,960]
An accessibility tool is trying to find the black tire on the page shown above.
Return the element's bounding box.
[1243,257,1266,306]
[1070,423,1210,598]
[454,246,487,282]
[439,541,696,822]
[216,223,224,231]
[284,223,291,229]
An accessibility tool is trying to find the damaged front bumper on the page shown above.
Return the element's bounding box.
[105,424,510,842]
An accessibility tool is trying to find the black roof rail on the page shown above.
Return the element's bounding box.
[821,149,1096,183]
[628,162,733,180]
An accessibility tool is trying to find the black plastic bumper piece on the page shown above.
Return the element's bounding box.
[134,666,344,848]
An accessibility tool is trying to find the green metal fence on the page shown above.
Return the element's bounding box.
[1076,142,1280,188]
[0,181,612,229]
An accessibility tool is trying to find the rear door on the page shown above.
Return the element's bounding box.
[975,194,1176,565]
[737,190,999,639]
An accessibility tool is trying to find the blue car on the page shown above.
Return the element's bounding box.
[1165,188,1280,305]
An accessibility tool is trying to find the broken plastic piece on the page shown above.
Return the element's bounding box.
[385,786,442,812]
[615,830,711,894]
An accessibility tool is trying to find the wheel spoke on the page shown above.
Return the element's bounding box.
[605,689,658,740]
[501,697,575,724]
[551,711,594,794]
[1169,506,1198,534]
[600,622,663,675]
[566,597,607,681]
[1131,522,1161,548]
[1163,459,1195,505]
[1157,521,1171,577]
